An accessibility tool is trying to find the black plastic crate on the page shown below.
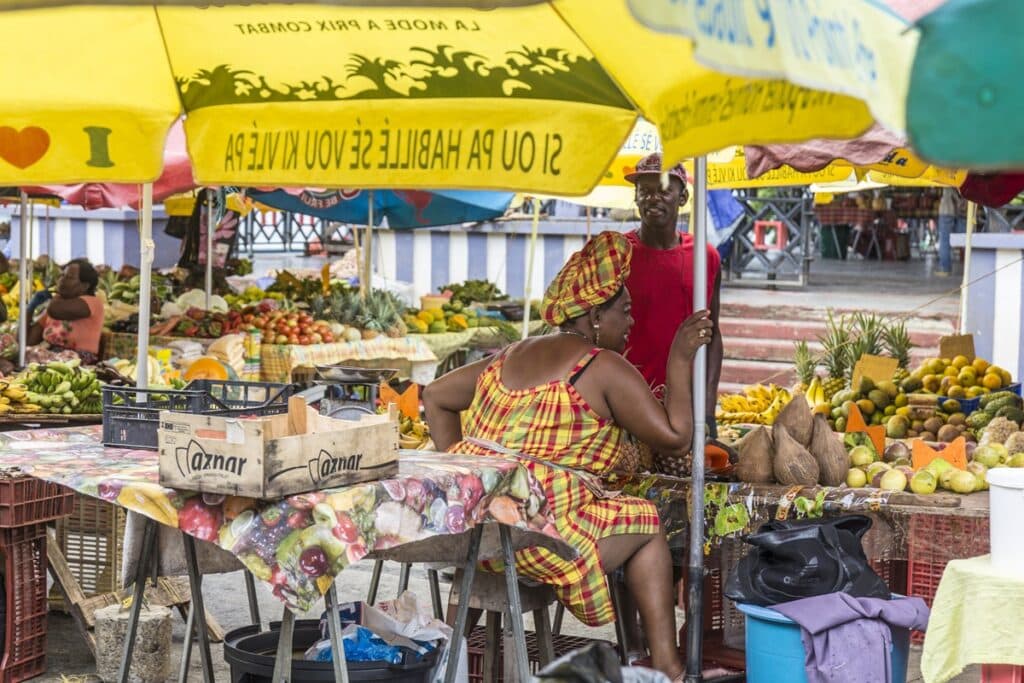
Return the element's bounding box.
[102,380,295,450]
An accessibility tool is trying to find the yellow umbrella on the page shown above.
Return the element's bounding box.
[0,3,880,193]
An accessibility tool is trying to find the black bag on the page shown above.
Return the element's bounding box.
[724,515,890,607]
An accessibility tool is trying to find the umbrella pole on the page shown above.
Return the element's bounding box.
[17,192,28,369]
[205,189,214,310]
[136,183,154,390]
[586,205,592,240]
[522,198,540,339]
[362,190,374,300]
[958,201,977,334]
[685,156,709,683]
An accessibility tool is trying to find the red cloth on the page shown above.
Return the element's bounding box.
[623,230,720,397]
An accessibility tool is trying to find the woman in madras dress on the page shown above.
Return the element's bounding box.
[423,231,712,680]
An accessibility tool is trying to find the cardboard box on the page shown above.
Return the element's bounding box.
[157,404,399,498]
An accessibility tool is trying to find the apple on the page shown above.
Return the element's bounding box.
[972,445,1003,468]
[850,445,875,467]
[879,468,908,492]
[846,468,868,488]
[310,332,323,344]
[910,470,937,495]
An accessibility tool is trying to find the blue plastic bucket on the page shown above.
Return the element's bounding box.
[737,602,910,683]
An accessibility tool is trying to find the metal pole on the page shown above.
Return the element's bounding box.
[685,155,709,683]
[17,192,28,368]
[958,201,977,334]
[362,190,374,299]
[522,199,540,339]
[136,184,154,390]
[205,189,214,310]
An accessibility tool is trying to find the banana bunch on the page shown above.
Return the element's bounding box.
[16,359,103,414]
[717,384,792,425]
[802,377,827,408]
[0,381,34,414]
[2,281,20,322]
[398,414,431,450]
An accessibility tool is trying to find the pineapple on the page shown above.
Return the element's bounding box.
[883,319,914,382]
[819,311,852,399]
[793,340,818,395]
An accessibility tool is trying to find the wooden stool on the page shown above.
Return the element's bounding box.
[447,569,557,682]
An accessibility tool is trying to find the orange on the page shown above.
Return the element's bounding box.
[927,359,945,374]
[966,386,986,398]
[947,385,967,399]
[944,366,959,377]
[972,358,990,374]
[951,355,970,369]
[982,373,1003,390]
[1001,369,1013,386]
[957,370,976,387]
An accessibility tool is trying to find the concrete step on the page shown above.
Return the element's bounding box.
[720,359,795,387]
[720,301,958,328]
[718,316,949,352]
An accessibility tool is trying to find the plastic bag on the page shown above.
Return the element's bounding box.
[318,591,466,682]
[304,625,404,664]
[724,514,890,607]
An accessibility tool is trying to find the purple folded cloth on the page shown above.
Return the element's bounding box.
[773,593,929,683]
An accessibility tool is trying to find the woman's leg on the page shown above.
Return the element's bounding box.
[598,533,682,677]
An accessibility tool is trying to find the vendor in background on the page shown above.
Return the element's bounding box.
[623,153,723,451]
[26,258,104,364]
[423,232,712,681]
[936,187,968,277]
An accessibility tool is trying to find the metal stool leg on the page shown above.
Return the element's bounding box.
[367,559,384,605]
[427,569,444,621]
[552,602,565,635]
[445,525,484,683]
[118,518,157,683]
[499,524,530,679]
[325,583,351,683]
[177,603,195,683]
[183,533,215,683]
[398,562,411,594]
[244,570,261,628]
[272,607,296,683]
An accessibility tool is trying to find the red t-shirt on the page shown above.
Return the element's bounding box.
[623,230,720,398]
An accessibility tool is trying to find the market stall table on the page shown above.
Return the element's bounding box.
[0,427,572,682]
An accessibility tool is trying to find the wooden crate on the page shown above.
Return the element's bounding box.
[158,403,399,497]
[50,494,125,611]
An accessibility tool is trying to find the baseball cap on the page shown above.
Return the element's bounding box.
[624,152,688,186]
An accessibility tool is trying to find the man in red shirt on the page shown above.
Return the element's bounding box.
[624,153,723,438]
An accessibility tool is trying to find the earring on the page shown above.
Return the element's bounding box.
[593,322,600,347]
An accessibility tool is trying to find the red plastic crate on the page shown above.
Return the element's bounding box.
[983,664,1024,683]
[907,514,990,643]
[0,474,75,528]
[0,523,49,682]
[465,625,609,682]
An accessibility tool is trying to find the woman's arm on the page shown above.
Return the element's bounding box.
[422,355,493,451]
[46,295,92,321]
[595,311,712,456]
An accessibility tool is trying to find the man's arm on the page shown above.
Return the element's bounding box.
[706,270,724,437]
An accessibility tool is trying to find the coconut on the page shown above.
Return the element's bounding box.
[809,415,847,487]
[775,396,814,447]
[772,424,820,486]
[883,441,911,463]
[735,426,775,484]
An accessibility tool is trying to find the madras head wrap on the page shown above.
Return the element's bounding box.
[540,231,632,327]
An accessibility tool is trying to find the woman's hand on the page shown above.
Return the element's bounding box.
[671,309,714,359]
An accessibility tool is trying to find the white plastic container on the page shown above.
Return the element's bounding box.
[985,468,1024,571]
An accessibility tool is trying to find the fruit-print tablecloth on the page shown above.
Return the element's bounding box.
[0,426,568,611]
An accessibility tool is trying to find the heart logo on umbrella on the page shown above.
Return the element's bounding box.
[0,126,50,169]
